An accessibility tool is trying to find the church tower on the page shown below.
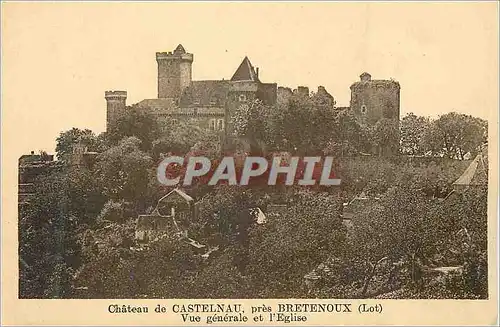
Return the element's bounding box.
[156,44,193,99]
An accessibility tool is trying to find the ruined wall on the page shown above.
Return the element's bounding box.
[277,86,293,105]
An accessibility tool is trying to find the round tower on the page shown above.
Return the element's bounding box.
[350,72,400,126]
[105,90,127,131]
[156,44,193,99]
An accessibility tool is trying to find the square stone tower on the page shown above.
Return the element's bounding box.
[156,44,194,99]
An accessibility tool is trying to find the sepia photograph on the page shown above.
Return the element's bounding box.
[2,1,499,325]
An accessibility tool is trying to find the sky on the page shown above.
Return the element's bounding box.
[2,2,499,157]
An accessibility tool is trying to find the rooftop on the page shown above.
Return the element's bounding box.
[231,56,260,82]
[180,80,231,107]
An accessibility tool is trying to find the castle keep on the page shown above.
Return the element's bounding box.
[350,72,400,125]
[105,44,277,138]
[105,44,400,143]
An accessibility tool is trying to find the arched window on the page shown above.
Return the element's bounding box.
[361,104,367,114]
[239,94,247,102]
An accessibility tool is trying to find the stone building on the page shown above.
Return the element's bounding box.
[134,188,206,248]
[348,72,401,155]
[105,44,278,140]
[105,45,400,152]
[350,72,401,125]
[18,151,61,207]
[135,188,195,243]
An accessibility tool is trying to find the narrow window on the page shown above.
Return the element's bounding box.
[361,105,367,114]
[217,119,224,130]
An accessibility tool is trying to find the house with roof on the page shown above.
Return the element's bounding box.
[452,145,488,193]
[135,188,223,258]
[135,188,196,243]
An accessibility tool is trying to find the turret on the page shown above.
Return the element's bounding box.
[156,44,193,99]
[105,90,127,131]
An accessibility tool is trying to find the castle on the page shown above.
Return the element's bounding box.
[105,44,400,146]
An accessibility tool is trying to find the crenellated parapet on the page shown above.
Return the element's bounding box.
[105,90,128,100]
[350,80,400,91]
[105,90,127,131]
[156,52,194,63]
[157,44,194,99]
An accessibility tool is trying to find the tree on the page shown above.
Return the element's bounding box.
[19,169,81,298]
[194,186,256,246]
[421,112,487,159]
[245,190,345,298]
[348,180,488,299]
[107,106,162,152]
[152,119,219,160]
[280,95,328,155]
[349,186,439,296]
[372,118,400,156]
[94,137,153,209]
[400,113,430,155]
[324,110,371,157]
[408,159,470,198]
[230,99,275,155]
[231,100,267,140]
[55,128,98,161]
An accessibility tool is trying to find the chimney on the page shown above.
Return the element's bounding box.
[256,67,259,78]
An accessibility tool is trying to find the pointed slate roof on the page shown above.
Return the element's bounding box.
[231,56,260,82]
[174,44,186,54]
[453,151,488,190]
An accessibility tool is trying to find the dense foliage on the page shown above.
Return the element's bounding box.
[19,97,489,299]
